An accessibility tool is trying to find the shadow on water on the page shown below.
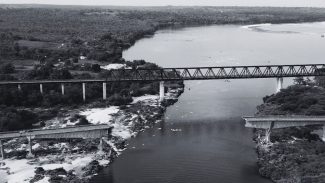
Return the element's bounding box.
[91,116,271,183]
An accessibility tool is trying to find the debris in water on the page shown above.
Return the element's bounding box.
[171,129,182,132]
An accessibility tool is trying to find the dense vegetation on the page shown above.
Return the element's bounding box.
[1,5,325,132]
[1,6,325,65]
[261,85,325,115]
[256,77,325,183]
[0,106,38,132]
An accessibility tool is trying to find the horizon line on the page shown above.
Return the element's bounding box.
[0,3,324,8]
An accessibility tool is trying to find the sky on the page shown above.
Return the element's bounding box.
[1,0,325,7]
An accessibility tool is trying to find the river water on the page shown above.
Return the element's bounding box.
[92,22,325,183]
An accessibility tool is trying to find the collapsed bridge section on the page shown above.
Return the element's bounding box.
[0,124,112,159]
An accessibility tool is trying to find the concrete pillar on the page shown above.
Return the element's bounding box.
[276,77,283,93]
[0,140,5,159]
[103,83,107,100]
[159,81,165,102]
[265,129,271,143]
[98,137,104,154]
[102,137,112,156]
[264,121,274,144]
[26,136,34,158]
[107,147,112,157]
[82,83,86,102]
[40,84,43,94]
[61,83,65,95]
[322,125,325,142]
[18,84,21,91]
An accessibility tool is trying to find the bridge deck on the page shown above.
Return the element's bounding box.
[0,64,324,84]
[243,116,325,129]
[0,124,112,139]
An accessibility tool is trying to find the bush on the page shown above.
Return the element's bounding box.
[0,74,17,81]
[50,68,72,79]
[76,116,90,126]
[108,93,132,106]
[91,64,101,73]
[0,63,15,74]
[0,107,38,132]
[262,85,325,115]
[27,64,72,80]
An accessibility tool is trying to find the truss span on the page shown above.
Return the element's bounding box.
[0,64,324,85]
[105,64,325,82]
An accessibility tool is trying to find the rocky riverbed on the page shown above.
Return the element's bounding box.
[254,85,325,183]
[0,85,184,183]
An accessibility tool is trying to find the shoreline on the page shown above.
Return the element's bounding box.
[0,84,184,183]
[254,84,325,182]
[1,6,325,182]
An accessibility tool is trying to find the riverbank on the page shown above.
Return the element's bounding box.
[0,84,184,183]
[255,85,325,182]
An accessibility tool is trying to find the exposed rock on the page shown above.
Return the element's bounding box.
[30,174,45,183]
[35,167,45,175]
[46,167,67,177]
[82,160,102,176]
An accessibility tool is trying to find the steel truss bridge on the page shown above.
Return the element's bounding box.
[0,64,324,85]
[105,64,325,82]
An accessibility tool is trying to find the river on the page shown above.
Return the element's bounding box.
[91,22,325,183]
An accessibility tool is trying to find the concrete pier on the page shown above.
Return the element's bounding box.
[159,81,164,102]
[61,84,65,95]
[103,83,107,100]
[40,84,43,94]
[98,137,104,154]
[82,83,86,102]
[26,136,34,158]
[323,125,325,142]
[276,77,283,93]
[265,129,271,143]
[0,140,4,159]
[265,121,274,143]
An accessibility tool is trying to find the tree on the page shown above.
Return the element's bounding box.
[76,116,90,126]
[50,68,73,80]
[72,57,79,63]
[91,64,101,73]
[0,63,15,74]
[294,77,305,85]
[315,68,325,87]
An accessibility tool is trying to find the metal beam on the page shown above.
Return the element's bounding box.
[0,64,323,84]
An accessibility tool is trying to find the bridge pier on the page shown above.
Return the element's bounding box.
[18,84,21,91]
[264,121,274,144]
[26,136,34,158]
[0,140,5,159]
[98,137,104,154]
[159,81,165,102]
[103,83,107,100]
[265,129,271,143]
[82,83,86,102]
[61,84,65,95]
[276,77,283,93]
[322,125,325,142]
[40,84,43,94]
